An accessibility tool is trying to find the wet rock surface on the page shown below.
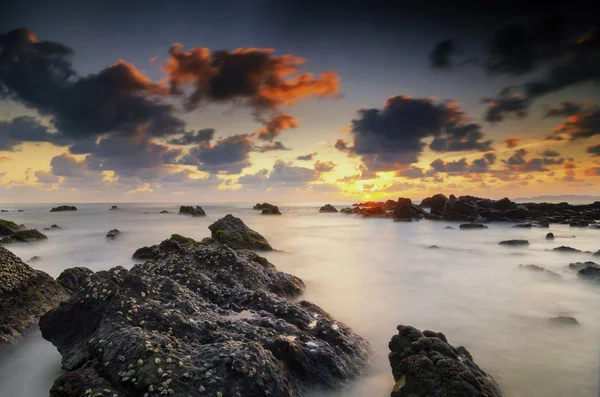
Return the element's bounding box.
[51,205,78,212]
[57,267,95,294]
[178,205,206,217]
[388,325,502,397]
[0,247,69,345]
[110,206,119,210]
[319,204,338,213]
[578,266,600,282]
[209,214,273,251]
[39,224,368,397]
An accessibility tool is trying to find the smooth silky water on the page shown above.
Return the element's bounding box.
[0,203,599,396]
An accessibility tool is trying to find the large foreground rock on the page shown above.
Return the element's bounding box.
[388,325,502,397]
[0,247,68,344]
[40,234,368,397]
[209,214,273,250]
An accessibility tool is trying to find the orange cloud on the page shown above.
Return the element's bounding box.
[149,56,159,63]
[504,137,523,148]
[254,114,299,141]
[584,167,600,176]
[0,156,12,162]
[111,59,169,96]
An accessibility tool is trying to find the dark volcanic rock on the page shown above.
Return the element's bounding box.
[578,266,600,281]
[1,247,69,344]
[499,240,530,246]
[40,235,368,397]
[420,194,448,215]
[519,265,562,278]
[209,214,273,251]
[110,206,118,210]
[319,204,338,213]
[0,229,48,244]
[132,245,160,260]
[548,316,579,326]
[0,219,24,236]
[178,205,206,217]
[388,325,502,397]
[106,229,121,240]
[57,267,94,294]
[552,246,582,253]
[503,205,529,220]
[50,205,77,212]
[594,250,600,257]
[459,223,488,230]
[546,232,555,240]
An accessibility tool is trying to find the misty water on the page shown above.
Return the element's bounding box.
[1,203,599,397]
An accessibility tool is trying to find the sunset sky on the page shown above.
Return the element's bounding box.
[1,0,599,203]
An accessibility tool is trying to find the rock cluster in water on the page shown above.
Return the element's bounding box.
[178,205,206,217]
[39,215,368,397]
[0,247,69,344]
[319,204,338,213]
[0,219,48,244]
[253,203,282,215]
[388,325,502,397]
[51,205,78,212]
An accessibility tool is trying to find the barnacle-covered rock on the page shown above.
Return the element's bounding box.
[209,214,273,251]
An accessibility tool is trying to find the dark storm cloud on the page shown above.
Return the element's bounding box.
[314,160,336,173]
[0,116,71,150]
[181,134,253,174]
[544,101,583,118]
[255,141,290,153]
[469,153,497,173]
[397,166,424,179]
[163,44,339,112]
[428,158,468,174]
[296,152,317,161]
[502,148,564,172]
[547,106,600,141]
[167,129,215,146]
[482,90,529,122]
[337,96,493,171]
[429,40,458,69]
[587,143,600,157]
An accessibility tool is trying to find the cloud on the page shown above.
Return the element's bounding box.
[429,40,458,68]
[547,105,600,141]
[0,156,11,162]
[587,143,600,157]
[314,160,336,172]
[254,114,298,141]
[296,152,317,161]
[502,148,564,172]
[337,96,493,172]
[51,153,104,181]
[255,141,290,152]
[0,116,71,150]
[181,134,253,174]
[429,158,468,174]
[504,137,523,148]
[544,101,583,117]
[541,149,561,157]
[167,129,215,146]
[34,170,60,184]
[237,160,318,187]
[162,44,340,112]
[584,167,600,176]
[482,90,528,122]
[397,166,425,179]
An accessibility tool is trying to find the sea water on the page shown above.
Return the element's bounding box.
[0,203,599,397]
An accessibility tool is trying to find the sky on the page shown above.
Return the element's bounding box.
[1,0,599,203]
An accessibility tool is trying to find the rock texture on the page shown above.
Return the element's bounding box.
[51,205,77,212]
[0,247,68,344]
[39,228,368,397]
[388,325,502,397]
[319,204,338,213]
[178,206,206,217]
[209,214,273,251]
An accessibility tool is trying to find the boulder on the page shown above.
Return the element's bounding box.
[568,261,599,271]
[261,206,282,215]
[178,205,206,217]
[319,204,338,213]
[519,265,562,278]
[109,206,118,210]
[253,203,278,211]
[513,223,533,228]
[39,234,368,397]
[480,209,504,221]
[209,214,273,251]
[546,232,555,240]
[28,256,41,262]
[388,325,502,397]
[594,250,600,257]
[0,247,69,344]
[50,205,77,212]
[393,198,414,219]
[499,240,530,246]
[159,210,169,214]
[0,219,23,236]
[443,198,479,221]
[459,223,488,230]
[57,267,94,294]
[340,207,353,214]
[420,194,448,215]
[0,229,48,244]
[490,197,517,211]
[552,246,582,253]
[548,316,579,326]
[384,199,397,210]
[106,229,121,240]
[578,266,600,281]
[503,205,529,220]
[132,245,160,260]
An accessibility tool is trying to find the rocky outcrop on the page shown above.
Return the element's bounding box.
[262,207,282,215]
[57,267,95,294]
[178,205,206,217]
[578,267,600,281]
[459,223,488,230]
[159,210,169,214]
[209,214,273,250]
[253,203,278,211]
[39,229,368,397]
[319,204,338,213]
[106,229,121,240]
[568,261,599,271]
[0,247,69,344]
[0,229,48,244]
[0,219,24,236]
[51,205,77,212]
[393,198,426,220]
[388,325,502,397]
[499,240,529,246]
[519,265,562,278]
[552,246,583,253]
[420,194,448,215]
[132,245,160,260]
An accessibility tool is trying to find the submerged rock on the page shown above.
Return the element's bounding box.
[28,256,41,262]
[319,204,338,213]
[0,229,48,244]
[178,205,206,217]
[40,232,368,397]
[109,205,119,210]
[50,205,77,212]
[552,246,582,253]
[578,266,600,281]
[253,202,278,211]
[568,261,600,271]
[209,214,273,251]
[459,223,488,230]
[548,316,579,326]
[388,325,502,397]
[159,210,169,214]
[0,219,24,236]
[546,232,555,240]
[519,264,562,278]
[106,229,121,240]
[0,247,68,344]
[499,240,530,246]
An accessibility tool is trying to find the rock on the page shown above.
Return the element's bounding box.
[51,224,61,229]
[109,205,118,210]
[0,210,7,212]
[513,223,533,228]
[28,256,41,262]
[569,220,589,227]
[552,246,582,253]
[159,210,169,214]
[50,205,77,212]
[384,199,397,210]
[499,240,530,246]
[340,207,353,214]
[106,229,121,240]
[546,232,555,240]
[444,226,455,229]
[209,214,273,251]
[578,266,600,281]
[57,267,94,294]
[388,325,502,397]
[443,198,479,221]
[0,229,48,244]
[427,245,440,249]
[568,262,600,271]
[0,219,24,236]
[503,205,529,220]
[178,205,206,217]
[480,209,504,221]
[261,206,282,215]
[132,245,160,260]
[490,197,518,211]
[548,316,579,326]
[459,223,488,230]
[519,265,562,278]
[594,250,600,257]
[253,203,279,211]
[319,204,338,213]
[40,234,368,397]
[0,247,69,344]
[420,194,448,215]
[17,210,24,212]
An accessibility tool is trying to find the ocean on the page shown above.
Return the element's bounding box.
[1,202,599,397]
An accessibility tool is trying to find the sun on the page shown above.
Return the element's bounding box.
[364,194,371,199]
